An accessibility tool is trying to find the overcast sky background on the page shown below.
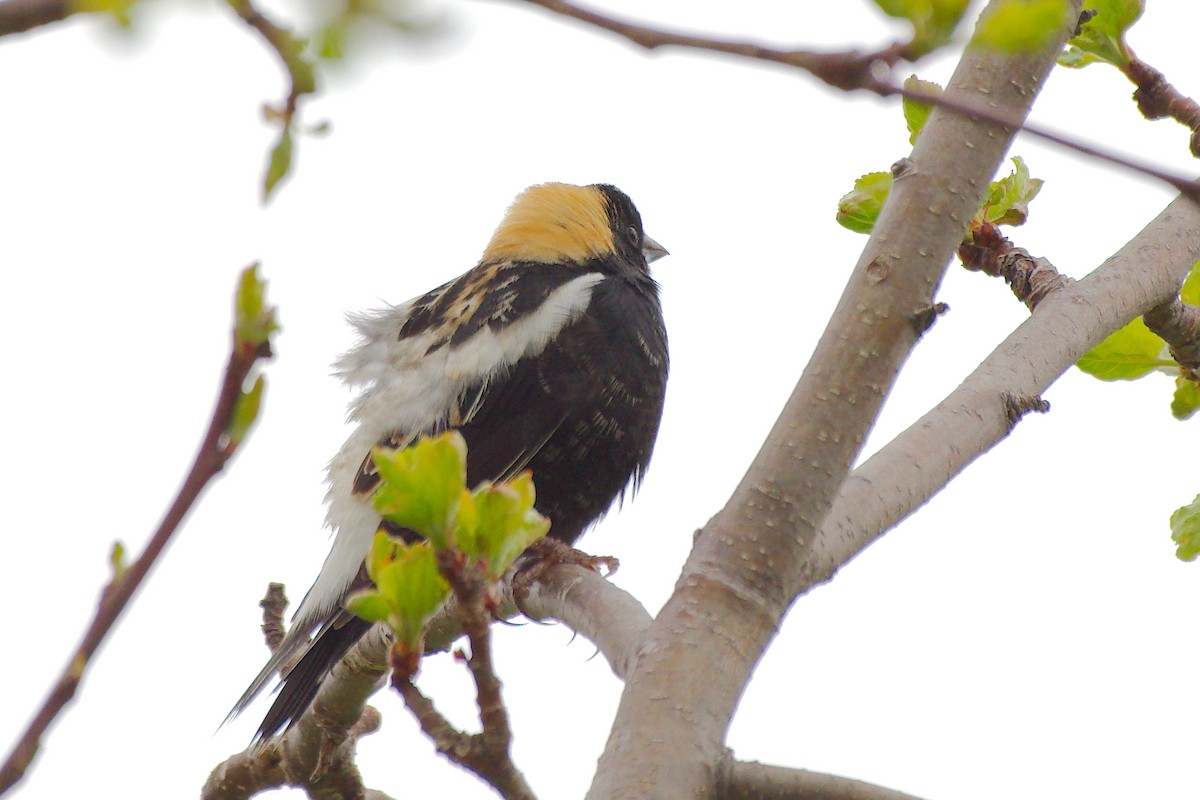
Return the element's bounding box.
[3,1,1199,798]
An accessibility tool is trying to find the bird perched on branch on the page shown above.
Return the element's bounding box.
[230,183,670,741]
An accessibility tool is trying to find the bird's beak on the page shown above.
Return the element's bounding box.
[642,234,669,264]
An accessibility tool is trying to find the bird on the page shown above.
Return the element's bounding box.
[230,182,670,742]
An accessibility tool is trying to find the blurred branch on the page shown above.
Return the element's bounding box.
[511,0,911,92]
[720,760,929,800]
[0,265,276,796]
[509,0,1200,199]
[0,0,72,35]
[224,0,316,200]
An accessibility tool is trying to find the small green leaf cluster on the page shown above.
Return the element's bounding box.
[835,74,1042,240]
[973,156,1044,228]
[347,432,550,647]
[234,263,279,350]
[972,0,1073,55]
[1170,496,1200,561]
[1058,0,1143,69]
[1076,261,1200,421]
[870,0,970,57]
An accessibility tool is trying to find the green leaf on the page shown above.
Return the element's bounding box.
[836,172,892,234]
[902,75,941,145]
[263,130,293,202]
[375,543,450,646]
[1058,0,1142,69]
[1170,495,1200,562]
[973,0,1071,54]
[977,156,1044,228]
[1180,260,1200,306]
[1076,317,1172,380]
[1172,375,1200,421]
[317,18,348,60]
[465,473,551,579]
[871,0,970,56]
[344,590,392,623]
[234,263,279,348]
[371,432,469,547]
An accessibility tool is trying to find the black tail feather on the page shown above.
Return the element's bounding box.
[254,615,374,742]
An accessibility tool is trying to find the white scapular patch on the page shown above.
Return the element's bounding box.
[288,271,605,630]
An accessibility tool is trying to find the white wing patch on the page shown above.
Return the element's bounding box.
[290,271,605,628]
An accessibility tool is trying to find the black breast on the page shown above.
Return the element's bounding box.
[454,270,668,544]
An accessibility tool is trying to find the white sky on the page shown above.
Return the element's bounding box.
[2,1,1198,798]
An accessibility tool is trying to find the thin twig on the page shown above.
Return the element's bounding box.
[510,0,1200,199]
[1124,54,1200,158]
[224,0,316,199]
[959,223,1073,310]
[393,553,537,799]
[1145,298,1200,377]
[0,266,275,796]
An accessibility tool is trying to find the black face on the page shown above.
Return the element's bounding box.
[593,184,649,269]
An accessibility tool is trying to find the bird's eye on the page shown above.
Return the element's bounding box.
[626,225,640,244]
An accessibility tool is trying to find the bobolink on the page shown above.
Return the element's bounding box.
[231,183,670,740]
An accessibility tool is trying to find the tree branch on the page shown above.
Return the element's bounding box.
[811,192,1200,591]
[587,5,1082,798]
[720,760,929,800]
[0,0,72,36]
[1145,296,1200,376]
[1124,54,1200,158]
[1,265,275,796]
[506,0,1200,199]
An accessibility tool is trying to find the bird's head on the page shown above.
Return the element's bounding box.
[481,183,667,270]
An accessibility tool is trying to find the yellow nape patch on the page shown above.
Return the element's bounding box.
[481,183,615,265]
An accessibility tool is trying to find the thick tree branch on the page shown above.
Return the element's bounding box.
[587,5,1081,798]
[811,193,1200,590]
[1,266,275,796]
[719,760,928,800]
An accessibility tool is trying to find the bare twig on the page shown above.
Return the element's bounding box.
[720,759,930,800]
[259,582,289,654]
[508,0,1200,199]
[0,266,275,796]
[1124,54,1200,158]
[1145,297,1200,377]
[959,223,1073,310]
[393,553,537,800]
